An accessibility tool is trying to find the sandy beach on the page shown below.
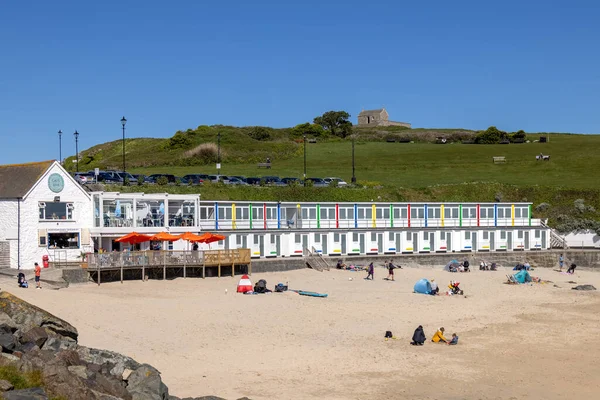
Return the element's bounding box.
[5,264,600,400]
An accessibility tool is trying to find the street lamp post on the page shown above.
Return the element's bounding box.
[217,132,221,174]
[121,116,127,185]
[351,134,356,184]
[73,130,79,172]
[58,130,62,165]
[303,135,307,187]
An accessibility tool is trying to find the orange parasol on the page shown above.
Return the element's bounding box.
[195,232,226,244]
[115,232,152,244]
[178,232,204,242]
[149,232,182,241]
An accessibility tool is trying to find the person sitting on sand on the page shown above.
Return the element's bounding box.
[523,261,531,271]
[336,259,346,269]
[490,262,498,271]
[480,260,488,271]
[432,327,448,343]
[462,260,470,272]
[410,325,426,346]
[567,263,577,274]
[447,333,459,345]
[365,262,374,280]
[430,279,439,295]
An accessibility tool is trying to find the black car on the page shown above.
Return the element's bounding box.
[281,177,302,185]
[147,174,179,184]
[181,174,208,185]
[246,177,262,185]
[96,172,121,184]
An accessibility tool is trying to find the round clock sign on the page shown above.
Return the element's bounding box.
[48,173,65,193]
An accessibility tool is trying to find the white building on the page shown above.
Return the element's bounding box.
[0,161,555,270]
[0,160,92,269]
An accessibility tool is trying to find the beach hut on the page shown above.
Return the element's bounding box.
[237,274,253,293]
[413,278,432,294]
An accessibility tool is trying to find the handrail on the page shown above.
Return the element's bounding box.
[541,221,568,249]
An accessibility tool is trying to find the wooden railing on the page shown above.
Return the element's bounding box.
[87,249,251,269]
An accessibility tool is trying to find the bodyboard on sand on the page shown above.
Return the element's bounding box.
[298,290,328,298]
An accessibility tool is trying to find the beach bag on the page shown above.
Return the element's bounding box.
[385,331,393,338]
[255,279,267,293]
[274,283,288,292]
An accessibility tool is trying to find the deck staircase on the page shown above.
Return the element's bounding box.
[303,247,330,272]
[542,221,569,249]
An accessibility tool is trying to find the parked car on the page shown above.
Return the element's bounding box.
[228,176,247,183]
[323,177,348,187]
[96,172,121,184]
[146,174,178,184]
[73,172,93,185]
[131,174,148,183]
[305,177,328,187]
[281,177,303,185]
[245,177,262,186]
[261,176,285,186]
[207,175,229,183]
[113,171,138,184]
[181,174,208,185]
[225,177,248,185]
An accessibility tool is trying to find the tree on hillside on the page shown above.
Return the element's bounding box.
[313,111,353,138]
[292,123,325,138]
[475,126,508,144]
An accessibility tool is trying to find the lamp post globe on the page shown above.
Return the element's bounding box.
[73,130,79,172]
[121,116,127,185]
[58,130,63,165]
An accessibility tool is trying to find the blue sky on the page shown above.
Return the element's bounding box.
[1,0,599,164]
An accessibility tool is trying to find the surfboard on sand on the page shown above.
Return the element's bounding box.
[298,290,328,298]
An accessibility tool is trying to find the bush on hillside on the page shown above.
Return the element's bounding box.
[535,202,550,212]
[555,215,600,234]
[248,126,272,141]
[183,143,219,164]
[474,126,509,144]
[167,131,192,149]
[292,123,326,138]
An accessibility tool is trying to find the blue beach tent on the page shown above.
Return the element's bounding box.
[514,269,532,284]
[414,279,432,294]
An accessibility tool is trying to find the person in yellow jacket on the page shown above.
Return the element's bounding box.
[431,327,448,343]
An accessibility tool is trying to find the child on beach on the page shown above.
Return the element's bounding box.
[447,333,459,345]
[567,263,577,274]
[34,262,41,289]
[559,254,564,271]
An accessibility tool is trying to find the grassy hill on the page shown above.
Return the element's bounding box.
[69,124,600,231]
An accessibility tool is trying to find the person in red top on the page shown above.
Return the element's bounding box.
[34,262,42,289]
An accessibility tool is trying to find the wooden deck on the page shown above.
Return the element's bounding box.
[86,249,251,284]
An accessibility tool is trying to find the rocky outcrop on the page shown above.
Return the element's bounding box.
[572,284,597,291]
[0,292,169,400]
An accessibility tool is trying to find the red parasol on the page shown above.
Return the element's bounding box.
[115,232,152,244]
[149,232,182,241]
[195,232,226,244]
[178,232,204,242]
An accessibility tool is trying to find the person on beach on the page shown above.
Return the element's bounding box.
[34,262,41,289]
[336,259,346,269]
[432,327,448,343]
[447,333,459,345]
[365,262,374,280]
[410,325,426,346]
[567,263,577,274]
[386,261,395,281]
[559,254,564,271]
[430,279,439,295]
